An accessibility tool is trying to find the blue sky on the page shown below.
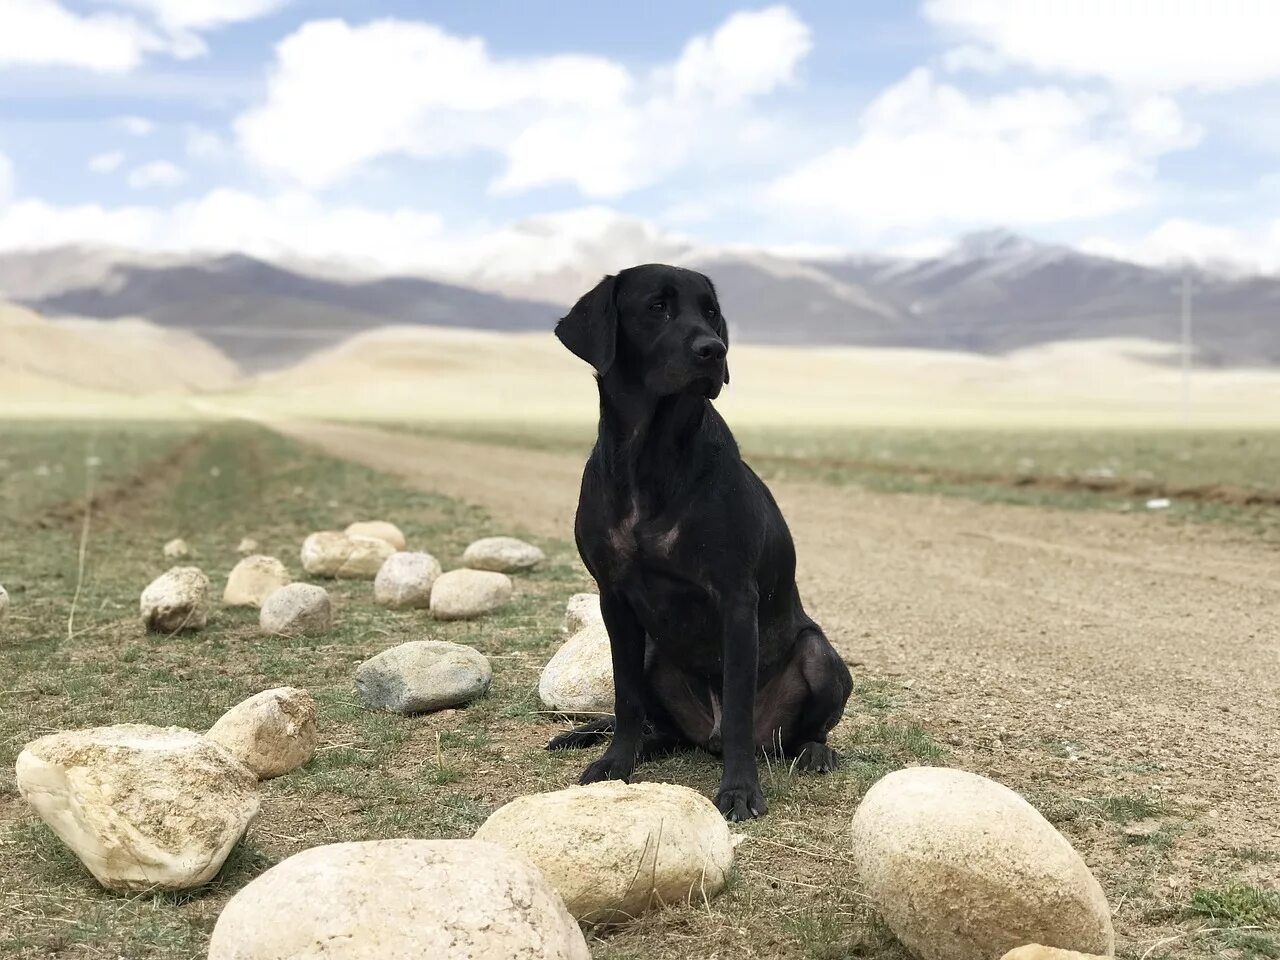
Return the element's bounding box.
[2,1,1279,277]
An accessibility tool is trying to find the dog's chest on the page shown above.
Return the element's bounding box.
[592,497,683,575]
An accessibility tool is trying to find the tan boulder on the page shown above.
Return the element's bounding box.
[344,520,407,551]
[430,568,513,620]
[206,687,317,780]
[373,551,441,610]
[850,767,1114,960]
[300,532,394,579]
[462,536,545,573]
[140,566,210,633]
[474,781,738,925]
[538,620,614,716]
[236,537,259,555]
[15,724,258,891]
[222,555,290,608]
[206,839,590,960]
[563,592,603,634]
[259,583,332,637]
[163,538,190,559]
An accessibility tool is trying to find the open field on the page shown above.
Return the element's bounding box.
[1,419,1278,959]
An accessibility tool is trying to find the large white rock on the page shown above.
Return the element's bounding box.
[222,555,290,608]
[163,538,190,559]
[539,620,614,716]
[300,532,394,579]
[563,592,603,634]
[0,583,8,622]
[259,583,332,637]
[474,781,738,926]
[15,724,259,892]
[373,551,441,610]
[850,767,1114,960]
[462,535,545,573]
[356,640,491,714]
[206,687,317,780]
[207,839,589,960]
[344,520,407,551]
[429,569,513,620]
[140,566,210,633]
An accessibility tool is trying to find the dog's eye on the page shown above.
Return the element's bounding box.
[649,300,666,313]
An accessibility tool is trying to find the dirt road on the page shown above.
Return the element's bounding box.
[274,419,1280,887]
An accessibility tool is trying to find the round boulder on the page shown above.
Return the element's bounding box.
[539,620,614,716]
[207,839,590,960]
[356,640,491,714]
[850,767,1114,960]
[462,536,545,573]
[222,555,290,608]
[475,781,738,925]
[259,583,332,637]
[373,551,442,610]
[15,724,259,891]
[300,531,395,579]
[1001,947,1112,960]
[430,569,513,620]
[163,538,190,559]
[344,520,407,551]
[140,566,210,633]
[563,592,603,634]
[206,687,317,780]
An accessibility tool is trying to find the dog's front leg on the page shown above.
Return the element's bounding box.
[715,588,768,821]
[579,591,646,784]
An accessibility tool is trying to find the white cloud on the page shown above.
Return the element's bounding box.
[121,115,155,136]
[108,0,287,32]
[88,150,126,173]
[127,160,186,189]
[925,0,1280,93]
[237,8,811,197]
[1081,218,1280,274]
[0,152,12,204]
[769,68,1200,231]
[184,126,225,159]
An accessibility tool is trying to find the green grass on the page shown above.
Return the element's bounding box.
[1190,883,1280,927]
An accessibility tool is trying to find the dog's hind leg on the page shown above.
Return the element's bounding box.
[755,627,853,773]
[546,716,614,751]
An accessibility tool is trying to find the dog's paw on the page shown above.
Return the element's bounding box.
[578,752,634,784]
[715,782,768,822]
[794,742,841,774]
[547,729,604,751]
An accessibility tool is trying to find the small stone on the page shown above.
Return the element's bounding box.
[850,767,1114,960]
[206,688,317,780]
[462,536,545,573]
[301,531,395,579]
[15,724,258,891]
[206,839,590,960]
[259,583,332,637]
[1000,947,1112,960]
[430,569,513,620]
[374,551,442,610]
[163,538,190,559]
[539,620,614,716]
[222,555,291,608]
[236,537,259,555]
[356,640,491,714]
[563,592,603,634]
[0,583,8,622]
[344,520,407,551]
[140,566,210,633]
[474,781,738,925]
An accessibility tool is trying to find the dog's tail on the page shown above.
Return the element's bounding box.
[545,716,615,751]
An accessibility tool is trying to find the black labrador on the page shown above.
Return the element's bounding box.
[546,263,853,821]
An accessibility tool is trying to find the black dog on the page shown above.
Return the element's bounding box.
[547,264,853,821]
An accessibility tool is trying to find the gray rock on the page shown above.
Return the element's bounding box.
[462,536,545,573]
[374,551,441,610]
[356,640,491,714]
[259,583,332,637]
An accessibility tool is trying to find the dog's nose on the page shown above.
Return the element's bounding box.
[691,336,727,363]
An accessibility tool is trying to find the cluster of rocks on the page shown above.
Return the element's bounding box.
[15,687,316,891]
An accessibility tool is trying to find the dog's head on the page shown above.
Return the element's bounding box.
[555,264,729,399]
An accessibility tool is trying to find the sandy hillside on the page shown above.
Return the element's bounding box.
[0,302,240,414]
[239,324,1280,427]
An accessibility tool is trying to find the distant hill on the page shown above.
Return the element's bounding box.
[2,229,1277,368]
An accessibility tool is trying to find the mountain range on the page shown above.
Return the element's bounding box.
[1,229,1276,370]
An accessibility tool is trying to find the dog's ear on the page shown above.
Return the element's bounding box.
[704,274,730,385]
[555,274,618,374]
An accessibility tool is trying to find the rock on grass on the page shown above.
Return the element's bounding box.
[356,640,491,714]
[15,724,258,892]
[429,569,512,620]
[300,532,394,579]
[140,566,210,633]
[850,767,1114,960]
[222,555,290,608]
[344,520,407,551]
[207,839,590,960]
[539,620,613,716]
[163,538,190,559]
[374,551,441,610]
[206,687,317,780]
[0,583,8,622]
[563,592,602,634]
[474,781,738,926]
[462,536,545,573]
[259,583,332,637]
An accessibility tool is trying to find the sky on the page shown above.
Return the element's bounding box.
[2,0,1280,276]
